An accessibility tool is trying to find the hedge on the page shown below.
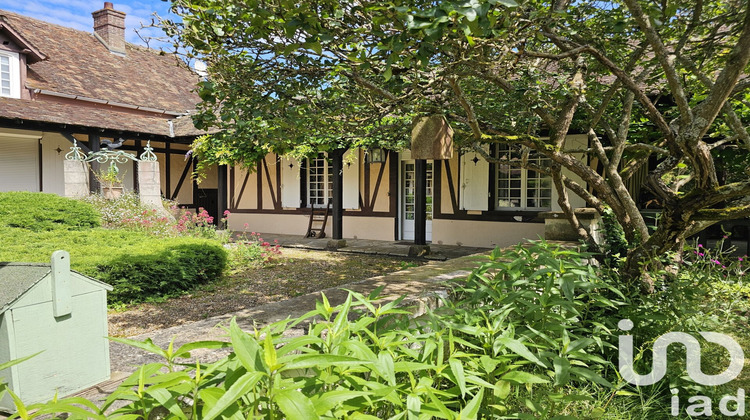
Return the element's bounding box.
[0,192,226,305]
[0,191,100,231]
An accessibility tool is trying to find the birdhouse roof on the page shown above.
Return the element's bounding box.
[0,263,112,315]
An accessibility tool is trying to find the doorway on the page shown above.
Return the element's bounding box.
[401,161,433,241]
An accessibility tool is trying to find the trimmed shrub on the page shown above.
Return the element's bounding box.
[0,192,100,231]
[97,241,227,304]
[0,225,226,305]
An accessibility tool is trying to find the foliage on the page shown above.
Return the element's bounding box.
[0,192,100,231]
[161,0,750,288]
[0,225,226,305]
[2,241,640,419]
[600,207,630,267]
[94,162,125,188]
[227,231,282,270]
[83,192,176,236]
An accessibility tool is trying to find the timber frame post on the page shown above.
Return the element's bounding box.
[331,149,344,239]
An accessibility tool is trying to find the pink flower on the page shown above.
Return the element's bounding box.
[224,210,231,216]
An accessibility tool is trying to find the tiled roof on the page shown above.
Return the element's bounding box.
[0,9,210,138]
[0,96,206,137]
[0,9,201,113]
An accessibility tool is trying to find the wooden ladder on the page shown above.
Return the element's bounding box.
[305,200,331,238]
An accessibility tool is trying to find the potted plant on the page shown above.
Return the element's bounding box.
[98,163,124,199]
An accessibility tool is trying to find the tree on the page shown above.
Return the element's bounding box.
[160,0,750,290]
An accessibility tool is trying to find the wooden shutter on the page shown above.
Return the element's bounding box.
[459,146,489,211]
[0,135,39,192]
[342,149,360,209]
[280,156,301,208]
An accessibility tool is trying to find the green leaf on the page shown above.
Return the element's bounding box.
[174,341,231,359]
[490,0,519,7]
[406,393,421,420]
[203,371,264,420]
[275,389,320,420]
[449,358,467,397]
[495,337,545,366]
[458,388,484,419]
[553,356,571,386]
[383,66,393,81]
[280,354,367,371]
[501,370,549,385]
[229,318,266,373]
[310,390,369,416]
[263,332,278,370]
[108,337,165,359]
[570,367,613,388]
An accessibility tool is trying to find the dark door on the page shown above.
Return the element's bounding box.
[197,188,218,223]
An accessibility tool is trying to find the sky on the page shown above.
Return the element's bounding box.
[1,0,177,49]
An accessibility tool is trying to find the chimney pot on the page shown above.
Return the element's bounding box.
[92,2,126,55]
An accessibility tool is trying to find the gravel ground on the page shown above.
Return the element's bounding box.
[108,248,423,337]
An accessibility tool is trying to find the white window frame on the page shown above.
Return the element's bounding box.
[307,154,332,207]
[0,50,21,99]
[494,145,552,211]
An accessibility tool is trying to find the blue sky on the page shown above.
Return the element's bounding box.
[2,0,177,48]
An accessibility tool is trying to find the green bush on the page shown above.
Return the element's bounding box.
[0,192,100,231]
[98,242,227,304]
[3,241,633,419]
[0,226,226,305]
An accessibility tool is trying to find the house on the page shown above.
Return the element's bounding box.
[0,3,224,215]
[0,251,113,411]
[221,133,592,249]
[0,4,595,249]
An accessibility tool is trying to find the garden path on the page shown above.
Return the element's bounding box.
[77,248,490,405]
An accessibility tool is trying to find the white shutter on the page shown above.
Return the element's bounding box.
[0,136,39,192]
[342,148,360,209]
[280,156,301,208]
[460,146,489,211]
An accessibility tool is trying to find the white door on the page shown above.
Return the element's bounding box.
[402,161,433,241]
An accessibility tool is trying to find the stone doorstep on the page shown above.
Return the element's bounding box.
[63,255,483,410]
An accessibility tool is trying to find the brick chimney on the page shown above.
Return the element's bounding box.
[92,2,126,55]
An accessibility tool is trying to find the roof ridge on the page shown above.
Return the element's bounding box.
[0,8,161,53]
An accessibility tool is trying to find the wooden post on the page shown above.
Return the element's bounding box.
[217,164,228,227]
[415,159,427,245]
[331,149,344,239]
[89,134,101,193]
[50,250,72,318]
[133,139,141,193]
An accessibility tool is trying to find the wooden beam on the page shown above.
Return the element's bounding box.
[369,155,388,212]
[262,157,278,209]
[89,134,100,193]
[171,156,193,201]
[165,142,172,199]
[444,160,460,214]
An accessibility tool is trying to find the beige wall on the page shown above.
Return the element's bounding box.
[228,213,318,236]
[432,219,545,248]
[227,213,395,241]
[343,217,394,241]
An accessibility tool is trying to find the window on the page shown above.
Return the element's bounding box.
[0,51,20,99]
[307,154,332,207]
[495,145,552,210]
